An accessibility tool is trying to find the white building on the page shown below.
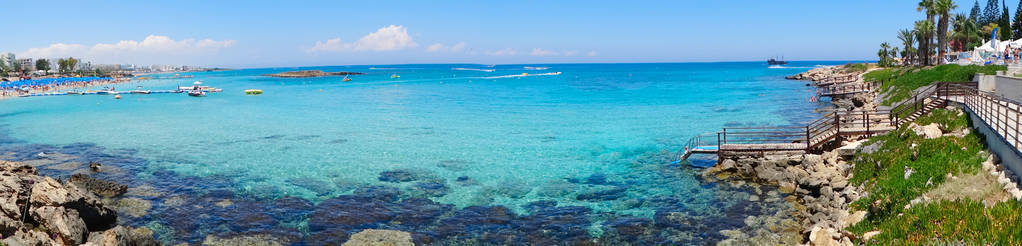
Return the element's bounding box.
[17,58,33,71]
[0,52,15,69]
[76,61,92,72]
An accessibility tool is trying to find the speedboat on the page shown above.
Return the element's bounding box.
[96,90,118,95]
[244,89,263,95]
[188,90,206,97]
[130,86,151,94]
[391,74,400,79]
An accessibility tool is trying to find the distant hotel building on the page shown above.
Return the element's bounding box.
[0,52,15,69]
[76,61,92,72]
[17,58,33,71]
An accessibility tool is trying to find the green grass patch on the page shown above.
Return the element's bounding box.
[848,127,986,222]
[846,107,1022,244]
[843,63,870,73]
[859,199,1022,244]
[915,109,969,133]
[863,65,1005,106]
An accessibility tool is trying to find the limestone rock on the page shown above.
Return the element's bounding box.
[2,229,53,246]
[69,173,128,198]
[202,234,285,246]
[32,205,88,245]
[912,123,943,139]
[836,140,865,157]
[0,161,143,246]
[842,211,867,228]
[87,225,160,246]
[342,229,414,246]
[862,230,881,241]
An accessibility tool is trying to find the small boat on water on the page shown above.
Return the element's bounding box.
[390,74,400,79]
[188,90,206,97]
[244,89,263,95]
[179,81,222,92]
[129,86,151,94]
[343,75,352,82]
[96,90,118,95]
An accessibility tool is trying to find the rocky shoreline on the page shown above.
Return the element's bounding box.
[710,65,1022,245]
[786,66,842,81]
[0,160,158,245]
[706,65,883,245]
[264,70,365,78]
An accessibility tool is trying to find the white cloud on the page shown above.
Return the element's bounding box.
[426,43,445,52]
[309,25,417,53]
[19,35,236,64]
[588,51,598,57]
[309,38,349,52]
[563,50,579,56]
[487,48,517,56]
[426,42,467,53]
[530,48,559,56]
[450,42,466,52]
[22,43,88,58]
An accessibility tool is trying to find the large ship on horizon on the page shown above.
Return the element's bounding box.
[767,56,788,65]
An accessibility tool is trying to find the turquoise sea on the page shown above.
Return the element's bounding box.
[0,62,845,244]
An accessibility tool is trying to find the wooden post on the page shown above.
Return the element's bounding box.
[866,111,871,136]
[806,126,811,150]
[717,132,721,152]
[722,128,727,145]
[914,94,919,112]
[835,113,841,137]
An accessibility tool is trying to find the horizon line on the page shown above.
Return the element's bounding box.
[219,60,877,70]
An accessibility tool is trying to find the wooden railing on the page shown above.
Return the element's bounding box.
[818,74,857,83]
[950,83,1022,150]
[683,72,1020,159]
[820,82,879,96]
[890,83,942,123]
[719,126,809,146]
[713,82,969,154]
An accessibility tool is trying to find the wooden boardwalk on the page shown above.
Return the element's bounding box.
[679,81,989,162]
[820,82,878,97]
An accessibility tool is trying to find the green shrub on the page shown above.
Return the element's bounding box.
[848,108,987,236]
[856,199,1022,245]
[864,65,1005,106]
[915,109,969,132]
[843,63,870,73]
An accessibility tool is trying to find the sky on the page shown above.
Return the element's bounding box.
[0,0,996,68]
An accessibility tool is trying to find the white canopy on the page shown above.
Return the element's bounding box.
[975,39,1022,52]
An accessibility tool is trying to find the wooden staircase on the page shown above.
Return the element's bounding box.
[895,98,947,125]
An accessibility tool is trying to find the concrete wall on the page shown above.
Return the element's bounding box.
[978,73,996,92]
[975,73,1022,102]
[994,76,1022,102]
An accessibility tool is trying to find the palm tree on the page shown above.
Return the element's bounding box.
[918,0,938,65]
[880,42,893,66]
[952,13,982,51]
[898,29,917,64]
[934,0,958,64]
[915,20,936,65]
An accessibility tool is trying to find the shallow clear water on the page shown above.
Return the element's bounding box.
[0,62,840,244]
